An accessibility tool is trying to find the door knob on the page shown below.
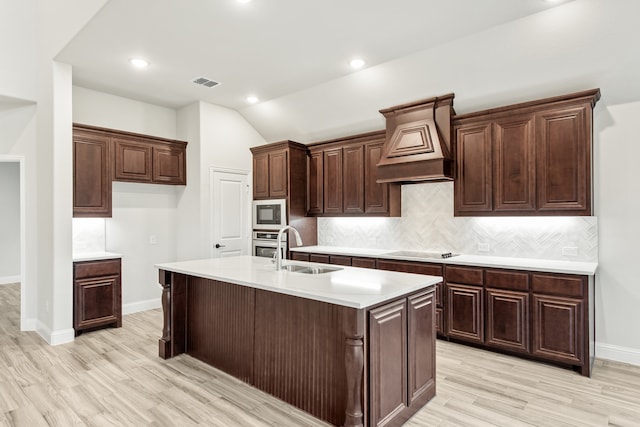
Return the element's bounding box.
[215,243,226,248]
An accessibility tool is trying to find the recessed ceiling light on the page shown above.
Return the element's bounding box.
[129,58,149,69]
[246,95,259,104]
[349,58,365,69]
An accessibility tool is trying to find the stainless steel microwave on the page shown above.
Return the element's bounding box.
[252,199,287,230]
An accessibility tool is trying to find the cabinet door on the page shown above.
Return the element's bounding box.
[364,141,388,214]
[446,283,484,343]
[307,150,323,214]
[253,152,270,199]
[153,145,185,184]
[323,148,343,214]
[73,131,111,217]
[113,138,152,182]
[454,122,493,214]
[343,145,364,214]
[486,289,530,354]
[435,308,444,336]
[407,291,435,405]
[532,294,584,364]
[493,115,536,212]
[369,299,407,427]
[536,105,590,214]
[268,150,288,198]
[74,275,121,331]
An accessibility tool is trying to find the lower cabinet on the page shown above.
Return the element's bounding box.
[446,283,484,343]
[485,288,530,354]
[369,289,435,427]
[288,251,593,376]
[73,258,122,335]
[445,266,484,343]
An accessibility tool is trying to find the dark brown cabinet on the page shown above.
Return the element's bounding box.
[73,258,121,335]
[369,289,435,427]
[454,122,492,214]
[252,148,289,199]
[250,141,317,249]
[531,273,586,367]
[287,250,593,375]
[73,124,187,217]
[306,150,323,214]
[113,138,152,182]
[454,89,600,216]
[73,128,112,217]
[153,144,186,184]
[307,131,400,217]
[484,269,530,354]
[112,137,186,185]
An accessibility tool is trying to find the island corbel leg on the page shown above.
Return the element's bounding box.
[158,270,187,359]
[343,309,366,427]
[158,270,172,359]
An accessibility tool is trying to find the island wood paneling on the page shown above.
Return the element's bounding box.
[253,290,358,427]
[186,277,255,383]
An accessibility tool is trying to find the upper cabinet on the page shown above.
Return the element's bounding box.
[307,131,401,217]
[250,141,308,200]
[454,89,600,216]
[73,128,112,217]
[73,124,187,218]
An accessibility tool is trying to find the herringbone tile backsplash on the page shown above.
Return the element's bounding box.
[318,182,598,262]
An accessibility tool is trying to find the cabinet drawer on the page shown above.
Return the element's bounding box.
[309,254,330,264]
[329,255,352,266]
[74,259,121,279]
[531,273,585,298]
[352,257,376,269]
[290,252,310,262]
[377,260,442,276]
[485,269,529,291]
[445,266,483,286]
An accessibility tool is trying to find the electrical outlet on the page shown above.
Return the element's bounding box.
[149,235,157,245]
[478,243,490,252]
[562,246,578,257]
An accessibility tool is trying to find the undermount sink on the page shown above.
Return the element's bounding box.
[282,264,343,275]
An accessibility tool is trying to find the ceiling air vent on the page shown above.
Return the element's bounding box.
[192,77,220,88]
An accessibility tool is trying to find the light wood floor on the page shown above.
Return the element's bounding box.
[1,283,639,426]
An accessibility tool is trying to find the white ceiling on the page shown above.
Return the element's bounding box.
[56,0,563,111]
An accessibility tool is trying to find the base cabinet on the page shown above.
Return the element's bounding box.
[485,289,530,354]
[73,259,122,335]
[446,284,484,343]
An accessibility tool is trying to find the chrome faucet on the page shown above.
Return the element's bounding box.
[276,225,303,270]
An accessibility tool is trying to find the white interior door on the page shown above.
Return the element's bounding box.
[210,168,250,258]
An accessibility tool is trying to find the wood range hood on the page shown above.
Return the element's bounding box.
[376,93,455,183]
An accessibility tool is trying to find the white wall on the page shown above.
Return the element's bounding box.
[0,0,36,102]
[0,162,21,282]
[175,101,265,261]
[593,101,640,364]
[72,86,180,314]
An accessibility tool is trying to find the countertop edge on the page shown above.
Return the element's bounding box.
[73,252,122,262]
[290,246,597,276]
[155,257,441,309]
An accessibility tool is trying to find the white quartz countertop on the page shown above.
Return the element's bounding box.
[155,256,441,309]
[290,246,598,275]
[73,252,122,262]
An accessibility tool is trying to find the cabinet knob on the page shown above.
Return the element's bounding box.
[215,243,226,249]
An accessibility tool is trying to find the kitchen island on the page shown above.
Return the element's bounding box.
[156,255,442,427]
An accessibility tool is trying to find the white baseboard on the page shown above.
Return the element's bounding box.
[596,342,640,366]
[36,320,75,346]
[0,275,20,285]
[123,297,161,315]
